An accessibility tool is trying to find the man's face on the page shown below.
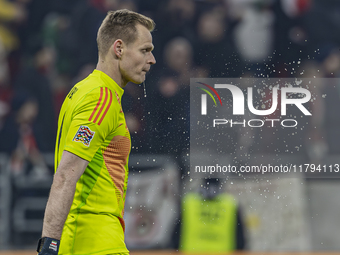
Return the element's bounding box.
[120,24,156,84]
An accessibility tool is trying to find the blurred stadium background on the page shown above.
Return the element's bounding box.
[1,0,340,253]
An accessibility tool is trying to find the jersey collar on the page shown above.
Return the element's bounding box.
[92,69,124,98]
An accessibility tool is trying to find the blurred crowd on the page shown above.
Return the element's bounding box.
[0,0,340,178]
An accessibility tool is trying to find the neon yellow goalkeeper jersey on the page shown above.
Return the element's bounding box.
[55,70,130,255]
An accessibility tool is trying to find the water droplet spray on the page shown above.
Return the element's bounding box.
[143,81,147,98]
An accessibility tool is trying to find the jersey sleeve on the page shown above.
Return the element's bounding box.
[64,86,118,162]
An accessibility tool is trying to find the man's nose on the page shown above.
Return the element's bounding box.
[149,53,156,65]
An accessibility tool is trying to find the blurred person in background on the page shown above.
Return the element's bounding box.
[162,37,202,86]
[179,178,246,253]
[0,0,28,127]
[0,0,27,53]
[271,0,311,77]
[0,90,49,178]
[147,37,201,156]
[194,7,241,78]
[155,0,197,56]
[229,0,274,77]
[13,44,56,152]
[37,9,156,255]
[0,0,31,85]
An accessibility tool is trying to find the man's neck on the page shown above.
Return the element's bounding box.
[96,58,127,88]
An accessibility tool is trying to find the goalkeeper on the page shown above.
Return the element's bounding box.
[36,9,156,255]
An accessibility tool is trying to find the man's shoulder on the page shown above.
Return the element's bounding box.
[65,72,121,117]
[74,73,119,99]
[74,73,105,94]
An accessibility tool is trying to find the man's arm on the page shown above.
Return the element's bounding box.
[41,151,88,239]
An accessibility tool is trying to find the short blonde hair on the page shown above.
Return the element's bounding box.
[97,9,155,58]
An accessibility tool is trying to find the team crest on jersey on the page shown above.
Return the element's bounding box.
[73,125,95,146]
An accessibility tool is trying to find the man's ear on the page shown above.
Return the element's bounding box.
[112,39,124,59]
